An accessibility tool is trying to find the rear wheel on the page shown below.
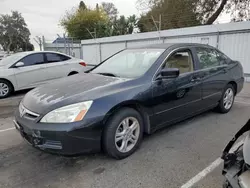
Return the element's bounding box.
[217,84,235,113]
[103,108,143,159]
[0,79,13,99]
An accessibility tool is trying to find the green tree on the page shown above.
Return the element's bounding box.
[138,0,200,32]
[79,1,87,10]
[61,2,109,39]
[101,2,118,22]
[137,0,250,32]
[196,0,250,24]
[101,2,138,36]
[0,11,32,53]
[61,1,138,39]
[113,15,138,35]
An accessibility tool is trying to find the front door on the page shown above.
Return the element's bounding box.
[152,48,202,128]
[13,53,47,89]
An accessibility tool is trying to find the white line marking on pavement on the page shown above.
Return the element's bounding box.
[235,101,250,106]
[0,127,15,133]
[180,140,244,188]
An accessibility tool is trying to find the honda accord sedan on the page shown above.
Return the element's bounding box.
[14,43,244,159]
[0,51,87,98]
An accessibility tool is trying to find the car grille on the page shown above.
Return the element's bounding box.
[19,103,40,120]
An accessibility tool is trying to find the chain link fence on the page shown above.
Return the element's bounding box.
[43,36,82,59]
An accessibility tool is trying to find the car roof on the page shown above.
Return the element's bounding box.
[18,51,71,56]
[128,43,214,50]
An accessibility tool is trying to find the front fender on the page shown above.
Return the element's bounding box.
[82,90,154,134]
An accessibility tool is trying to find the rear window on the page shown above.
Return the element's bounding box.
[46,53,71,63]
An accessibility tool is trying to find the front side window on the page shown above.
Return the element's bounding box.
[163,50,194,74]
[196,48,227,69]
[91,49,165,78]
[21,54,44,66]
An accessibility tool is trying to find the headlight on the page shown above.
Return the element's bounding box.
[40,101,93,123]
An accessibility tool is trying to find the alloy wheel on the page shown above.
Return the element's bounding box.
[115,117,140,153]
[223,88,234,110]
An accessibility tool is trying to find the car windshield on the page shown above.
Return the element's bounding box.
[91,49,165,78]
[0,53,26,66]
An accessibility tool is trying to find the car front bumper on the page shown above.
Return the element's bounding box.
[14,112,103,155]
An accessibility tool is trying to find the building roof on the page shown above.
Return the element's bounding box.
[52,37,81,44]
[129,43,212,49]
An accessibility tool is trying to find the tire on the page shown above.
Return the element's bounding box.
[103,108,144,159]
[0,79,13,99]
[217,84,235,113]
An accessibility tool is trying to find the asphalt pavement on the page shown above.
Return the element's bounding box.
[0,84,250,188]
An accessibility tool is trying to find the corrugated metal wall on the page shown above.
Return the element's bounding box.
[81,22,250,78]
[219,32,250,75]
[100,42,125,61]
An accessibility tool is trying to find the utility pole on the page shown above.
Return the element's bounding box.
[34,36,42,51]
[42,36,45,51]
[151,14,162,40]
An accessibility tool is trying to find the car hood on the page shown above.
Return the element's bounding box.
[22,73,128,114]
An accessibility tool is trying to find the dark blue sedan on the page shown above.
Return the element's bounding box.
[14,43,244,159]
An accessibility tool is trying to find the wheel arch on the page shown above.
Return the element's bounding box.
[0,78,15,92]
[102,100,152,135]
[228,81,237,94]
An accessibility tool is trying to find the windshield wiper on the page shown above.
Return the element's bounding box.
[97,72,118,77]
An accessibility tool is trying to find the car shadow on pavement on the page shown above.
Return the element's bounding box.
[12,89,32,98]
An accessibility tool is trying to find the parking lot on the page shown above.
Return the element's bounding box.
[0,84,250,188]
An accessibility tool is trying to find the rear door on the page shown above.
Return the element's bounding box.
[44,53,72,80]
[194,47,230,105]
[13,53,47,89]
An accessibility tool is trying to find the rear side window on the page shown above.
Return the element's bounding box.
[46,53,70,63]
[163,50,194,74]
[196,48,228,69]
[21,54,45,66]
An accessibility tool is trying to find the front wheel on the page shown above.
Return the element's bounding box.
[217,84,235,113]
[103,108,143,159]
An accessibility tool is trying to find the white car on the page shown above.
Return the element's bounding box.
[0,51,88,98]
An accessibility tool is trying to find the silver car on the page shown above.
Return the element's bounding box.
[0,51,88,98]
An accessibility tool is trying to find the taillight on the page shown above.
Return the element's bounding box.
[79,62,86,66]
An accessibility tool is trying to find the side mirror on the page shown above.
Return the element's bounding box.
[157,68,180,80]
[15,62,24,67]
